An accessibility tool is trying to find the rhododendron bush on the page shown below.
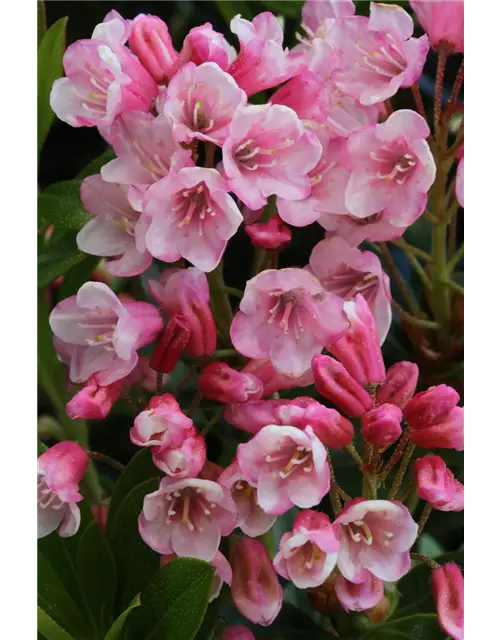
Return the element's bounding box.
[37,1,464,639]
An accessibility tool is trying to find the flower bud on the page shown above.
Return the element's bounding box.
[129,14,179,83]
[150,315,190,374]
[431,563,464,640]
[91,504,109,531]
[198,363,263,404]
[130,393,194,449]
[307,570,339,614]
[361,404,403,446]
[230,537,283,627]
[410,1,464,53]
[66,376,121,420]
[220,626,255,640]
[199,459,224,481]
[152,434,206,479]
[415,455,464,511]
[245,216,292,251]
[312,355,373,417]
[375,361,419,409]
[224,399,288,434]
[334,572,384,612]
[326,295,385,386]
[242,359,313,396]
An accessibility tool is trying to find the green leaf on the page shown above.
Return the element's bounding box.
[216,1,253,24]
[78,147,116,179]
[38,1,47,48]
[417,534,445,559]
[38,17,67,156]
[38,231,88,287]
[357,613,445,639]
[106,478,161,610]
[37,607,75,640]
[258,0,302,17]
[76,521,117,631]
[39,180,90,229]
[131,558,215,640]
[38,440,48,456]
[104,595,141,640]
[58,255,101,299]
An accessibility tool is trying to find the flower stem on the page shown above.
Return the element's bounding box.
[387,441,415,500]
[207,262,234,346]
[327,452,343,515]
[434,48,447,134]
[410,552,440,569]
[448,60,464,106]
[391,301,441,331]
[345,444,363,468]
[418,503,433,535]
[447,244,464,273]
[379,430,410,482]
[411,83,427,120]
[88,451,125,473]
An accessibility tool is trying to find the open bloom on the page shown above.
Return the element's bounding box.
[218,460,276,537]
[50,282,163,385]
[77,175,152,276]
[333,499,418,583]
[231,268,348,377]
[163,62,246,145]
[145,163,243,272]
[66,375,121,420]
[162,550,232,603]
[198,363,263,404]
[38,442,89,538]
[301,0,356,34]
[237,425,330,515]
[309,237,392,343]
[334,572,384,612]
[270,71,331,127]
[410,1,464,54]
[344,110,436,229]
[130,393,194,449]
[273,510,340,589]
[50,13,157,127]
[139,476,237,561]
[321,211,407,247]
[128,14,178,83]
[432,563,464,640]
[415,455,464,511]
[222,104,322,211]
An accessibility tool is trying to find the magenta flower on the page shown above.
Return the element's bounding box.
[334,572,384,612]
[237,425,330,515]
[218,460,277,537]
[163,62,246,146]
[50,13,157,127]
[222,104,322,210]
[410,1,464,54]
[245,216,292,251]
[66,375,121,420]
[344,110,436,228]
[361,404,403,447]
[432,563,464,640]
[321,212,407,247]
[333,499,418,583]
[309,237,392,342]
[270,71,331,127]
[130,393,194,449]
[273,510,340,589]
[38,442,89,538]
[50,282,163,385]
[301,0,355,34]
[145,163,243,272]
[231,268,348,377]
[415,455,464,511]
[139,476,237,560]
[77,175,152,277]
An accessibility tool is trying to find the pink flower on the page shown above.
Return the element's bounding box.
[273,510,340,589]
[431,563,464,640]
[163,62,246,146]
[218,460,276,537]
[410,1,464,54]
[245,217,292,251]
[177,23,236,72]
[150,315,191,374]
[77,175,152,277]
[270,71,331,127]
[152,434,206,479]
[198,363,263,404]
[277,139,350,228]
[50,282,163,385]
[344,110,436,228]
[162,550,232,603]
[130,393,194,449]
[241,359,314,397]
[139,476,237,561]
[237,425,330,515]
[456,150,464,207]
[333,499,418,583]
[230,537,283,627]
[301,0,355,34]
[361,404,403,447]
[228,12,302,96]
[66,375,121,420]
[322,212,407,247]
[230,268,348,377]
[145,163,243,272]
[222,104,322,211]
[332,4,429,105]
[375,361,419,409]
[220,626,255,640]
[148,267,216,357]
[38,442,89,538]
[309,237,392,343]
[415,455,464,512]
[128,14,179,83]
[312,355,373,418]
[334,572,384,612]
[50,15,157,127]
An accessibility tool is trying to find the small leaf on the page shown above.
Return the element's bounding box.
[417,533,445,559]
[38,17,67,156]
[131,558,215,640]
[38,1,47,48]
[39,180,90,229]
[38,231,88,287]
[38,440,48,456]
[78,147,116,179]
[257,0,302,17]
[104,595,141,640]
[58,255,101,299]
[357,613,445,640]
[37,607,76,640]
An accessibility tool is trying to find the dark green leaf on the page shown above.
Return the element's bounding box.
[76,521,117,631]
[357,613,445,640]
[39,180,90,229]
[38,1,47,48]
[59,255,101,299]
[194,601,219,640]
[77,147,116,179]
[417,534,445,559]
[258,1,302,17]
[106,478,161,610]
[104,595,141,640]
[38,17,67,156]
[131,558,214,640]
[37,607,75,640]
[38,231,88,287]
[38,440,48,456]
[216,1,253,24]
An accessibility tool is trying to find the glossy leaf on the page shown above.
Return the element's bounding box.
[104,595,141,640]
[58,255,101,299]
[39,180,90,229]
[38,231,88,288]
[37,607,75,640]
[78,147,116,179]
[38,1,47,48]
[216,1,253,24]
[357,613,445,640]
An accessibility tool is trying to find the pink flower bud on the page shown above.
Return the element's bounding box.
[66,376,121,420]
[410,1,464,53]
[327,295,385,386]
[334,572,384,612]
[152,434,206,479]
[431,563,464,640]
[230,537,283,627]
[220,626,255,640]
[361,404,403,447]
[312,355,373,418]
[129,14,179,83]
[245,216,292,251]
[150,315,190,374]
[92,504,109,531]
[199,460,224,482]
[415,456,464,511]
[242,359,313,397]
[224,399,288,434]
[130,393,194,449]
[375,361,419,409]
[198,363,264,404]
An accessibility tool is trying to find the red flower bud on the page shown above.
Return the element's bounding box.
[375,361,419,409]
[198,363,263,404]
[361,403,403,446]
[245,216,292,251]
[415,455,464,511]
[150,315,190,374]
